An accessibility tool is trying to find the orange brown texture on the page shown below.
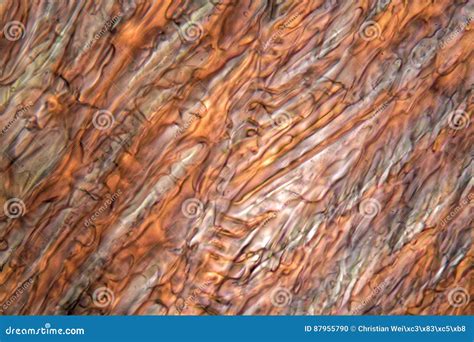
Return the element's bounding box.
[0,0,472,315]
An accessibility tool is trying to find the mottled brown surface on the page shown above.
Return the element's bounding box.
[0,0,472,315]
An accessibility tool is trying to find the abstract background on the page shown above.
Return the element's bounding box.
[0,0,472,315]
